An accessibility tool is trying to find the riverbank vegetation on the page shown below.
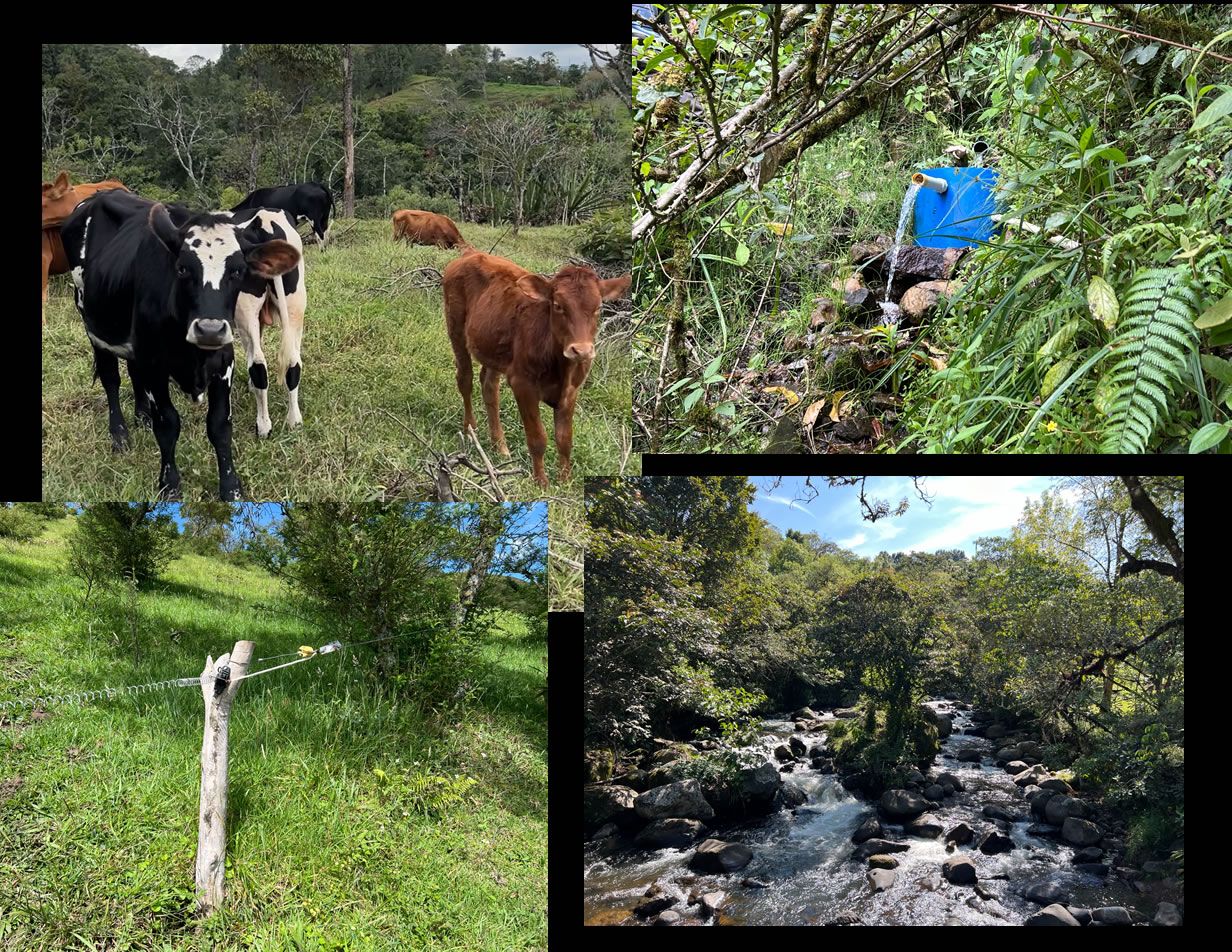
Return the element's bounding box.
[633,5,1232,453]
[585,476,1184,874]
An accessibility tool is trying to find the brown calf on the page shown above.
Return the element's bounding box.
[42,171,127,322]
[392,209,469,249]
[443,251,631,487]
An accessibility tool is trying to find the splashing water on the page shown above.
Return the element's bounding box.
[883,182,921,318]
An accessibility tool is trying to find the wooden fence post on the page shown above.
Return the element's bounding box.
[194,639,254,915]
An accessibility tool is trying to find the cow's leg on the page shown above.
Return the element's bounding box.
[130,359,153,429]
[92,345,131,452]
[277,290,305,429]
[479,365,509,456]
[207,355,243,501]
[509,377,549,489]
[234,294,272,437]
[450,339,477,435]
[553,387,579,483]
[139,374,182,500]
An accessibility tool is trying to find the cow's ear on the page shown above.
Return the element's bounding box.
[148,203,181,256]
[516,274,552,302]
[54,171,70,192]
[599,274,632,301]
[247,239,300,278]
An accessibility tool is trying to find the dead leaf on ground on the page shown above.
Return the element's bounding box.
[802,399,827,428]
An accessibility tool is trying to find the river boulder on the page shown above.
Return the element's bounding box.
[1154,901,1183,926]
[924,783,945,800]
[868,869,896,892]
[585,784,639,830]
[1013,764,1050,787]
[1061,817,1102,847]
[636,779,716,822]
[1025,903,1081,926]
[774,783,808,810]
[705,762,782,818]
[935,772,965,793]
[868,854,900,869]
[634,818,708,849]
[1091,906,1132,926]
[792,706,820,721]
[942,855,978,885]
[984,723,1009,740]
[851,838,911,861]
[905,813,944,838]
[946,822,974,845]
[634,896,678,918]
[852,815,883,844]
[1030,789,1057,819]
[1038,777,1074,795]
[983,804,1023,823]
[1044,795,1075,825]
[774,744,793,762]
[690,839,754,873]
[879,789,929,819]
[789,736,808,757]
[1025,881,1067,905]
[977,831,1015,854]
[956,749,983,763]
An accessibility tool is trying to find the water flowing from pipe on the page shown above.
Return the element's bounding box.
[884,182,921,307]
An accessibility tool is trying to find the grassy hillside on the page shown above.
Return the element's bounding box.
[0,518,547,950]
[369,76,574,111]
[41,221,632,609]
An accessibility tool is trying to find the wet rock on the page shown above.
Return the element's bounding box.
[851,838,911,861]
[904,768,926,785]
[977,831,1015,854]
[935,772,964,793]
[791,706,820,721]
[946,822,974,845]
[1074,863,1110,877]
[824,911,863,926]
[654,910,682,925]
[1022,785,1042,801]
[1044,795,1075,825]
[690,839,753,873]
[904,813,944,838]
[974,883,997,901]
[636,780,716,822]
[1030,789,1057,819]
[1025,881,1067,905]
[1154,901,1183,926]
[1061,817,1102,847]
[774,744,793,762]
[788,736,807,757]
[868,868,896,892]
[843,287,875,317]
[1025,903,1081,926]
[699,892,725,919]
[898,280,956,325]
[924,783,945,800]
[1072,846,1104,863]
[623,768,652,791]
[592,822,620,841]
[585,784,639,830]
[705,762,783,819]
[585,908,633,926]
[851,815,883,844]
[634,896,678,918]
[1091,906,1132,926]
[984,724,1009,740]
[887,246,967,295]
[741,877,770,889]
[1004,760,1030,774]
[780,763,795,773]
[944,917,964,925]
[1038,778,1074,795]
[1013,765,1050,787]
[773,783,807,810]
[635,818,709,849]
[942,855,978,885]
[957,749,983,763]
[1069,907,1092,925]
[983,804,1023,823]
[868,854,900,869]
[879,788,929,819]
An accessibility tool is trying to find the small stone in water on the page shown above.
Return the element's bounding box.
[878,301,901,324]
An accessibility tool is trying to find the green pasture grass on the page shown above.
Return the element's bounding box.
[42,220,630,608]
[369,77,573,112]
[0,520,547,950]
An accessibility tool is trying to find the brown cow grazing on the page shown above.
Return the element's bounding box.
[443,251,631,487]
[392,209,470,249]
[42,171,128,322]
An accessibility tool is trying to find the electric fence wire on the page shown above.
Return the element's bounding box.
[0,628,437,713]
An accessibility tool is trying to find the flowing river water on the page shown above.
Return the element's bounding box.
[584,700,1149,926]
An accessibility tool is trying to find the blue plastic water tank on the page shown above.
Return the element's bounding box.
[912,167,999,248]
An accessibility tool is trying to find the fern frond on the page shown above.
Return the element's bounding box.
[1101,267,1200,453]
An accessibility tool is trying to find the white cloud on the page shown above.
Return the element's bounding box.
[762,495,816,519]
[838,532,867,548]
[140,44,222,67]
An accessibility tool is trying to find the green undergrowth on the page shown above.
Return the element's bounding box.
[0,520,546,950]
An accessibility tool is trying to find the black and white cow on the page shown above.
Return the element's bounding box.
[229,207,308,436]
[231,182,333,249]
[61,190,300,500]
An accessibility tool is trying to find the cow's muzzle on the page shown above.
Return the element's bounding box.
[187,318,234,350]
[563,342,596,362]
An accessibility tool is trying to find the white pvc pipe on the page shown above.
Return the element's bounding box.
[912,172,948,195]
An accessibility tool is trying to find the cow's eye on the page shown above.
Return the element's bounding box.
[176,264,189,277]
[230,266,245,279]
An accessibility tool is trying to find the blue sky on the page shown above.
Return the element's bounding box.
[751,476,1077,558]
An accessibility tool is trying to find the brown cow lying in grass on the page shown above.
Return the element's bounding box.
[443,251,631,487]
[42,171,128,322]
[392,209,470,249]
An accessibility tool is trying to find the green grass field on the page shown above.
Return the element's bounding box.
[0,519,547,950]
[42,220,632,608]
[369,76,574,111]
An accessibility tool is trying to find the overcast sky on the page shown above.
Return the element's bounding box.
[751,476,1081,558]
[140,44,606,68]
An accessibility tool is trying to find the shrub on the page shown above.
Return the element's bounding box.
[575,206,629,267]
[17,502,70,520]
[356,186,461,221]
[219,186,246,210]
[0,505,42,541]
[67,503,177,600]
